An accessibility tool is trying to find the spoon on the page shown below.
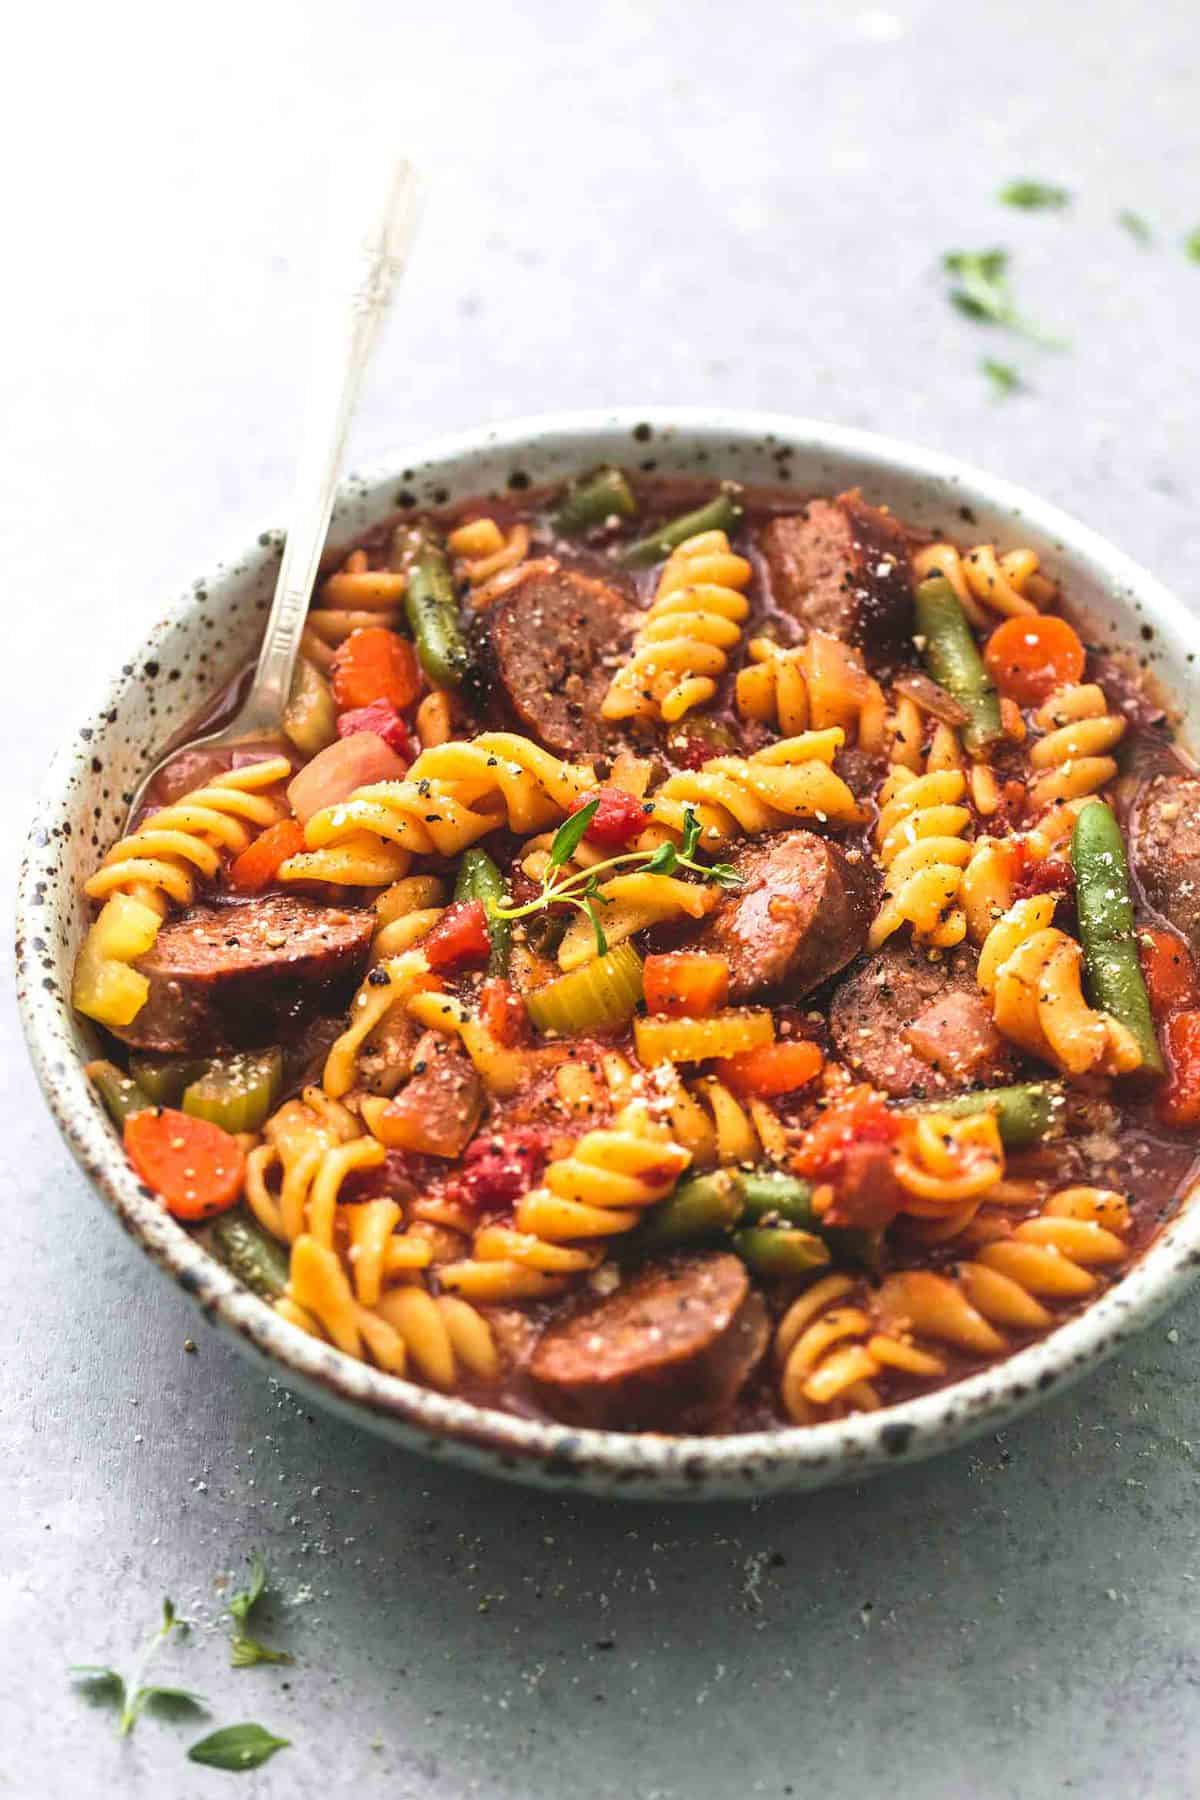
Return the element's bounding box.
[126,156,422,822]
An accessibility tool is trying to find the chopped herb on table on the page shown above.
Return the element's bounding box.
[998,179,1070,211]
[1117,209,1152,245]
[228,1552,293,1669]
[70,1597,205,1737]
[981,357,1023,397]
[942,249,1064,347]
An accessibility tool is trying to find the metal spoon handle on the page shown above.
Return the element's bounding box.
[240,158,423,736]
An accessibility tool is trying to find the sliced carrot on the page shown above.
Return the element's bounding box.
[124,1108,245,1220]
[717,1038,824,1097]
[1138,927,1200,1017]
[643,952,730,1019]
[228,818,307,892]
[330,627,421,713]
[983,614,1086,706]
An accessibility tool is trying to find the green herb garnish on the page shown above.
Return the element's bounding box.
[981,358,1023,397]
[71,1597,205,1737]
[1117,209,1152,245]
[187,1723,291,1771]
[489,802,742,958]
[1185,228,1200,263]
[228,1553,292,1670]
[998,179,1070,211]
[943,249,1064,347]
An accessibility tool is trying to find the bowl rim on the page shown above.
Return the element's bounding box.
[17,404,1200,1495]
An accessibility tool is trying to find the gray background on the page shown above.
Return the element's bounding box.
[4,1,1200,1794]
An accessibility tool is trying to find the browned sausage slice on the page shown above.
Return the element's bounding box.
[695,830,875,1002]
[528,1251,769,1432]
[829,939,1016,1098]
[1130,772,1200,952]
[761,489,912,660]
[113,892,374,1053]
[487,566,633,758]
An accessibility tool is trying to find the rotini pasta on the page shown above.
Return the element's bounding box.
[639,729,863,850]
[868,766,973,949]
[602,530,751,724]
[437,1102,691,1302]
[978,896,1142,1076]
[1027,684,1125,814]
[911,541,1054,630]
[447,517,531,594]
[555,871,720,970]
[735,632,887,748]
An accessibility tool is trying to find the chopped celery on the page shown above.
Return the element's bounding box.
[210,1210,290,1299]
[129,1054,210,1108]
[182,1050,283,1135]
[525,943,644,1036]
[86,1059,151,1127]
[283,657,338,756]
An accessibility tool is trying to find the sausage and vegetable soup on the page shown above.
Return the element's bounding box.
[75,470,1200,1433]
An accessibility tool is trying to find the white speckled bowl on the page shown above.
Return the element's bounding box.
[16,410,1200,1499]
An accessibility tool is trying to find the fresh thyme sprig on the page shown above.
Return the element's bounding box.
[489,801,742,958]
[71,1597,205,1737]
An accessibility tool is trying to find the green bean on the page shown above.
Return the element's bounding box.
[732,1226,832,1280]
[737,1171,816,1227]
[552,467,637,537]
[909,1081,1066,1149]
[210,1210,290,1300]
[183,1049,283,1135]
[616,490,743,569]
[454,847,511,976]
[1071,802,1164,1073]
[86,1059,151,1127]
[524,943,644,1036]
[128,1053,210,1107]
[914,575,1003,754]
[621,1170,745,1258]
[396,525,470,689]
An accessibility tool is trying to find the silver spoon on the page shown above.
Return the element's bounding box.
[126,156,422,821]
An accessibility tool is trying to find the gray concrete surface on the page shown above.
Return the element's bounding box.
[4,1,1200,1793]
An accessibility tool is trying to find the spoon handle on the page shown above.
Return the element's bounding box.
[242,158,423,734]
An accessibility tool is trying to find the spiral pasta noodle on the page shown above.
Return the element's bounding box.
[911,541,1054,631]
[602,530,751,725]
[654,1066,791,1168]
[868,766,973,950]
[639,730,862,851]
[978,896,1142,1076]
[777,1185,1130,1422]
[437,1101,692,1302]
[555,871,721,970]
[446,517,531,597]
[1027,685,1125,814]
[302,547,406,670]
[279,731,595,885]
[735,632,887,748]
[85,757,292,915]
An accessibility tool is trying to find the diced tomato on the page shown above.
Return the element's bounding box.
[124,1108,245,1220]
[1139,927,1200,1017]
[330,628,421,713]
[335,698,415,761]
[1158,1011,1200,1127]
[643,952,730,1019]
[793,1085,898,1180]
[479,977,529,1047]
[569,786,649,847]
[1013,855,1075,902]
[717,1038,824,1096]
[286,732,408,823]
[422,900,492,971]
[984,614,1087,707]
[818,1139,904,1230]
[454,1126,549,1211]
[228,818,307,892]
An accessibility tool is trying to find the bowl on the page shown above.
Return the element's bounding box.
[17,408,1200,1500]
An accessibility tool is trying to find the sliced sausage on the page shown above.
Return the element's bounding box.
[829,939,1016,1098]
[367,1033,485,1158]
[528,1251,768,1432]
[487,565,633,758]
[761,489,912,661]
[114,892,374,1053]
[1130,772,1200,952]
[695,830,875,1002]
